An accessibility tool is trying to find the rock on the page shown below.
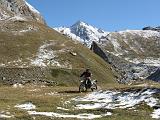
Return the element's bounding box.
[0,0,45,24]
[70,52,77,56]
[143,26,160,32]
[147,68,160,82]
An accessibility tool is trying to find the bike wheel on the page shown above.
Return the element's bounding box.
[91,83,97,91]
[79,84,86,92]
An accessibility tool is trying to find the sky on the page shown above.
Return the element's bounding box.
[27,0,160,31]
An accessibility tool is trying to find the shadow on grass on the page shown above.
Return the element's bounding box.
[58,90,80,94]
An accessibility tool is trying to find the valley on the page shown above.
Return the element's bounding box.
[0,0,159,120]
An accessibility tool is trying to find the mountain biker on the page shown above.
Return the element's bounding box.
[80,69,92,88]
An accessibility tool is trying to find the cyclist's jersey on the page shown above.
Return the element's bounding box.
[80,71,91,78]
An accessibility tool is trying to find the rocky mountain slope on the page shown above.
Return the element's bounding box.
[0,1,117,86]
[54,22,160,82]
[93,30,160,82]
[0,0,45,24]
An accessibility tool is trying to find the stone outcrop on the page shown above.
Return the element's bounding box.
[143,26,160,32]
[0,0,45,24]
[0,67,53,85]
[147,68,160,82]
[91,41,111,64]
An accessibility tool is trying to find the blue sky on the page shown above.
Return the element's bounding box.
[27,0,160,31]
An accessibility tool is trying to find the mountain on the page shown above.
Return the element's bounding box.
[55,21,160,83]
[143,26,160,32]
[0,1,117,86]
[147,68,160,82]
[0,0,45,24]
[55,22,160,65]
[54,21,109,47]
[98,30,160,66]
[92,30,160,82]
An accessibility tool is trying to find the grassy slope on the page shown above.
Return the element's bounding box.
[0,20,117,86]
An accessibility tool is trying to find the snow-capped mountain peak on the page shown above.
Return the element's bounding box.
[54,21,109,47]
[71,20,88,27]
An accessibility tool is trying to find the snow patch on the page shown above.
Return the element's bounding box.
[8,16,26,21]
[0,111,13,118]
[28,89,40,92]
[0,114,12,118]
[54,27,82,43]
[128,58,160,67]
[0,10,10,20]
[151,108,160,119]
[0,63,5,67]
[13,83,24,88]
[119,30,160,38]
[45,92,59,96]
[28,111,111,119]
[19,25,38,33]
[107,35,121,53]
[31,42,60,67]
[31,42,72,68]
[15,102,36,110]
[25,1,40,14]
[57,107,69,111]
[72,89,159,118]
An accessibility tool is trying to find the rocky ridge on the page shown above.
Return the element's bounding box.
[0,0,45,24]
[143,26,160,32]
